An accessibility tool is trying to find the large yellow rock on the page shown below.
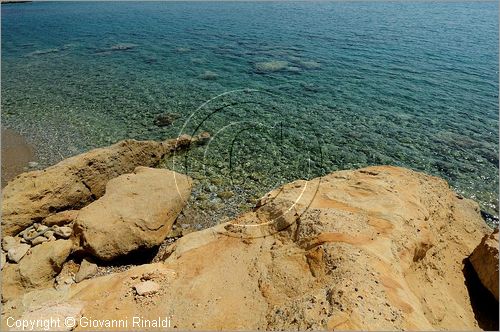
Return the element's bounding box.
[1,166,492,330]
[74,167,192,261]
[1,136,192,236]
[470,228,499,301]
[2,240,73,301]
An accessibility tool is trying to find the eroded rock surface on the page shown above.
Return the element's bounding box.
[43,210,79,227]
[470,228,499,301]
[74,167,192,261]
[1,166,492,330]
[3,240,73,301]
[1,136,194,236]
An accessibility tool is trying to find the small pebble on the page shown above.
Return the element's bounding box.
[7,244,30,263]
[54,226,72,239]
[134,281,160,296]
[31,237,48,246]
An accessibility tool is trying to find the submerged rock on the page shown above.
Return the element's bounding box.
[95,43,138,54]
[175,47,190,53]
[109,43,138,51]
[27,161,39,169]
[254,60,289,73]
[27,48,59,56]
[217,190,234,199]
[298,60,321,69]
[74,167,192,261]
[199,70,218,80]
[469,228,499,301]
[154,112,180,127]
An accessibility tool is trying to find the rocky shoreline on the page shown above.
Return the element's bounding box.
[1,134,498,330]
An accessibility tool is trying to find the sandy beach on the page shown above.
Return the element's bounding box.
[1,128,35,187]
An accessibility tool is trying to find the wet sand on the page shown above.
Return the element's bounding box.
[1,128,35,187]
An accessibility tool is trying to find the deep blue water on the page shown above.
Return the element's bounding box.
[2,1,498,220]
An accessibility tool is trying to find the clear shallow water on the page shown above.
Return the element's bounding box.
[2,1,498,223]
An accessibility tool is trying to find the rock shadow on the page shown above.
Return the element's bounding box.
[71,246,159,267]
[462,258,499,330]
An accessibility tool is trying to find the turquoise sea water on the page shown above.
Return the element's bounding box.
[2,1,498,223]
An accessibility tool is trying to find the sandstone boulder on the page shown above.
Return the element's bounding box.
[1,135,196,236]
[19,240,73,288]
[74,167,192,261]
[43,210,79,227]
[469,228,499,301]
[2,166,491,330]
[3,240,73,301]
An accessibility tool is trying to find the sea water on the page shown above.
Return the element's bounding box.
[2,1,498,224]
